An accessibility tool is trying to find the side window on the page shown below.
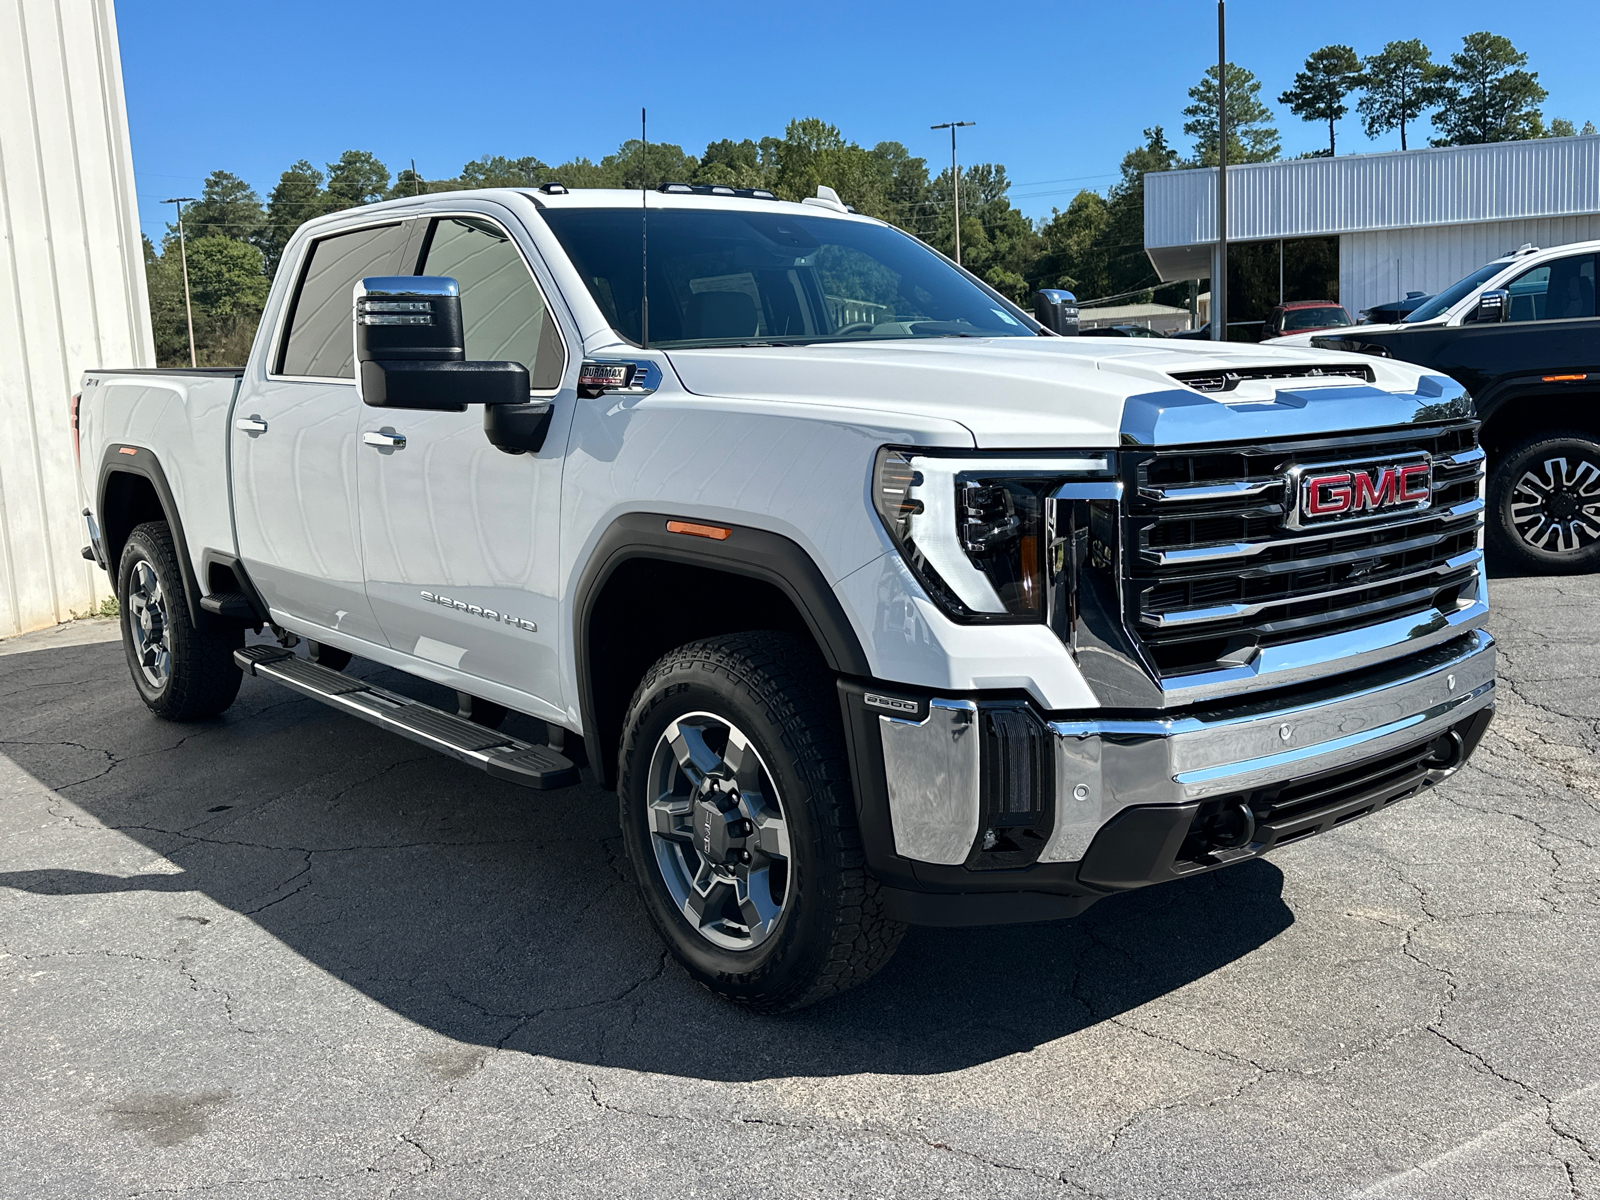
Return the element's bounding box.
[1506,255,1596,322]
[420,217,565,390]
[277,223,411,378]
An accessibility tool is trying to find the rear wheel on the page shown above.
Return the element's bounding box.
[617,632,904,1013]
[1488,431,1600,574]
[117,521,243,720]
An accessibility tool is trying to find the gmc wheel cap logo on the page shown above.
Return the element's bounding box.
[1285,455,1432,529]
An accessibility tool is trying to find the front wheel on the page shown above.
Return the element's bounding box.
[117,521,244,720]
[1487,431,1600,574]
[617,632,904,1013]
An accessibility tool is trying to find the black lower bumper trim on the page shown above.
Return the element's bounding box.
[1077,706,1494,891]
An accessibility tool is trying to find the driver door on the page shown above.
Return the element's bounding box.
[356,211,572,717]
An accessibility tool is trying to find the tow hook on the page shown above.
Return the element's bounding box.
[1201,801,1257,851]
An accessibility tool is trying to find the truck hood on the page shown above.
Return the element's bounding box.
[665,336,1424,449]
[1273,322,1408,347]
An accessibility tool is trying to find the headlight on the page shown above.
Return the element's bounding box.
[872,447,1116,623]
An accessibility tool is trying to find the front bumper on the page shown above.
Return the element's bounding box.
[840,629,1495,925]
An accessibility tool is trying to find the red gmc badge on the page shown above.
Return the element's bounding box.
[1285,455,1433,529]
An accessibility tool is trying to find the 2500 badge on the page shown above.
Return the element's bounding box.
[419,591,537,632]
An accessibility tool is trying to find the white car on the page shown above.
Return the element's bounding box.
[73,185,1496,1011]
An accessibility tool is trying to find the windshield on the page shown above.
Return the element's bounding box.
[539,207,1039,347]
[1404,261,1508,323]
[1282,306,1350,330]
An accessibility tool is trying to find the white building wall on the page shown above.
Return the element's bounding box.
[0,0,151,635]
[1147,136,1600,250]
[1340,215,1600,321]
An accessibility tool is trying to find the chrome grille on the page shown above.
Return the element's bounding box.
[1123,423,1484,681]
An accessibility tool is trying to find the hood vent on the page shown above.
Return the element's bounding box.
[1172,363,1375,394]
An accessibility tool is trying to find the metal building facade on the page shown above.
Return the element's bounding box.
[1144,136,1600,321]
[0,0,151,635]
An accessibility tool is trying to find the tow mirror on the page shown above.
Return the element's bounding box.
[354,277,529,411]
[1469,289,1510,324]
[1034,289,1079,335]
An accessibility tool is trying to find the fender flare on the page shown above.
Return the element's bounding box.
[572,512,872,788]
[96,444,207,628]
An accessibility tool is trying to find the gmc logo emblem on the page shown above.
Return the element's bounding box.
[1286,458,1432,528]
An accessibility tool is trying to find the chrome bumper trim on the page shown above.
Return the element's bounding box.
[878,630,1495,869]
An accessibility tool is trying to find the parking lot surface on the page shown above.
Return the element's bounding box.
[2,574,1598,1199]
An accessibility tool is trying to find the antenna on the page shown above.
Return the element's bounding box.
[410,158,420,197]
[640,107,649,350]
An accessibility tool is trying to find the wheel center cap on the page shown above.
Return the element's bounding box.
[694,791,749,864]
[1549,492,1580,519]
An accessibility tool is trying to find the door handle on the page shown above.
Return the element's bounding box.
[362,431,407,450]
[235,416,268,435]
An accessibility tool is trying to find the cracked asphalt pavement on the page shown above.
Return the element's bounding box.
[2,575,1598,1199]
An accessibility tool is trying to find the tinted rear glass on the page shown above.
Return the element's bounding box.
[278,224,411,377]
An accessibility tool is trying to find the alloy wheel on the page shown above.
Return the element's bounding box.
[646,712,792,951]
[1510,454,1600,555]
[126,559,172,690]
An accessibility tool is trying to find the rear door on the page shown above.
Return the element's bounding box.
[354,209,572,715]
[232,221,415,644]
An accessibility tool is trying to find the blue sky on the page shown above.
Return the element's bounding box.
[121,0,1600,243]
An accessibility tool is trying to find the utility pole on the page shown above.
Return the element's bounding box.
[1212,2,1228,342]
[931,121,975,266]
[163,197,198,367]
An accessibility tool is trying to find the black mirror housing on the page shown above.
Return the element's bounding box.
[1470,289,1510,324]
[1034,289,1080,335]
[360,360,531,411]
[355,276,530,411]
[356,276,465,362]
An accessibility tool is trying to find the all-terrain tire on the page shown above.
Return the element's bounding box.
[117,521,244,720]
[1487,430,1600,575]
[617,632,905,1013]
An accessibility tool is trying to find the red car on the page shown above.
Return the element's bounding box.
[1260,300,1353,339]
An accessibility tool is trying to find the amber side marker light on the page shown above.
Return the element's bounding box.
[666,519,731,541]
[118,446,138,455]
[1543,374,1589,382]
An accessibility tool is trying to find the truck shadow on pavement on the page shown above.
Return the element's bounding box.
[0,639,1294,1082]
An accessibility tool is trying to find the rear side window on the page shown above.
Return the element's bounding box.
[419,217,564,390]
[277,224,411,378]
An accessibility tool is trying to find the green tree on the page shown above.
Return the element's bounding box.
[1183,62,1280,165]
[1358,39,1440,150]
[261,160,325,276]
[1279,45,1362,156]
[183,236,270,319]
[179,170,264,244]
[459,155,550,188]
[324,150,391,209]
[1430,32,1547,145]
[1547,118,1577,138]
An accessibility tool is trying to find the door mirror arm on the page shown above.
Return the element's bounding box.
[484,402,553,455]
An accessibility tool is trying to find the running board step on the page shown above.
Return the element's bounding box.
[233,645,579,790]
[202,591,261,620]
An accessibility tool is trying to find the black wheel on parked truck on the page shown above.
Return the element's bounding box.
[1488,430,1600,574]
[117,521,243,720]
[617,632,905,1013]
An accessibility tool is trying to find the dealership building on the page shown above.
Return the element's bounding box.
[1144,135,1600,328]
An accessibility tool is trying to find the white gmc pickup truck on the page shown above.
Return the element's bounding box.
[74,185,1495,1012]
